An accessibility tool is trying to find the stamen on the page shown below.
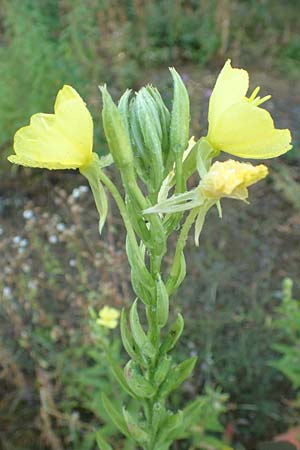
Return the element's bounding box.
[248,86,260,102]
[253,94,271,107]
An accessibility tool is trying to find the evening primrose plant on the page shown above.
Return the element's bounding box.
[8,59,292,450]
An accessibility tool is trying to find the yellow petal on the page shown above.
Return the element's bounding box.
[209,100,292,158]
[8,154,80,170]
[54,86,93,158]
[9,85,93,170]
[208,59,249,132]
[54,85,83,109]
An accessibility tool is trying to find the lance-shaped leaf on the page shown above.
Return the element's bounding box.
[156,274,169,328]
[124,360,155,398]
[130,299,156,358]
[155,410,183,447]
[126,236,155,303]
[154,355,172,386]
[159,313,184,354]
[130,268,154,306]
[96,431,113,450]
[166,252,186,295]
[106,355,137,398]
[151,401,166,436]
[120,309,145,366]
[102,393,131,439]
[123,407,150,445]
[175,396,207,436]
[158,357,197,399]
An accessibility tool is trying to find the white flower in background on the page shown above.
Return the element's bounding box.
[23,209,34,220]
[49,235,58,244]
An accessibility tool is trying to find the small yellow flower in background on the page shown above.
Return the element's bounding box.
[8,85,93,170]
[97,306,120,329]
[207,59,292,159]
[199,159,268,201]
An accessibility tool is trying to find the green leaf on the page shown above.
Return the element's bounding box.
[102,393,131,439]
[124,360,155,398]
[158,356,197,398]
[96,430,113,450]
[155,410,183,447]
[160,313,184,354]
[156,274,169,328]
[154,355,172,386]
[106,355,137,398]
[123,407,149,444]
[166,252,186,295]
[126,236,155,305]
[120,309,145,365]
[130,299,156,358]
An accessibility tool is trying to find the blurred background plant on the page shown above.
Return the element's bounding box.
[1,0,300,449]
[270,279,300,411]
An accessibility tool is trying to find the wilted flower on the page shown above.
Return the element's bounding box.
[144,160,268,245]
[8,85,94,170]
[207,59,292,159]
[200,160,268,201]
[97,306,120,329]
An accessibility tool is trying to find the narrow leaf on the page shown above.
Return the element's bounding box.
[102,393,131,439]
[130,299,155,358]
[96,431,113,450]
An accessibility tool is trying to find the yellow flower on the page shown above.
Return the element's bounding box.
[199,159,268,201]
[8,85,93,170]
[97,306,120,329]
[207,59,292,159]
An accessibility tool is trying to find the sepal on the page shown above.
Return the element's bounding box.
[80,153,108,234]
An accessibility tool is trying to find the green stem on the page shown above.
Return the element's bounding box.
[121,165,167,269]
[166,208,198,293]
[97,169,145,270]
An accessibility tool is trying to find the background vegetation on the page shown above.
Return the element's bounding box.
[0,1,300,449]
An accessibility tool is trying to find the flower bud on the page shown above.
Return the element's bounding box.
[100,85,134,169]
[130,86,167,193]
[169,68,190,158]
